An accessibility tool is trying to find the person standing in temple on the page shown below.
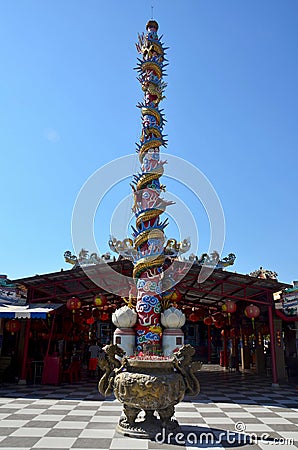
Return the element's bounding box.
[88,340,100,378]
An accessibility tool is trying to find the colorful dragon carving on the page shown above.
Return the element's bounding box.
[132,20,169,351]
[108,21,189,352]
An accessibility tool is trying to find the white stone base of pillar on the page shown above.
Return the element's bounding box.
[162,328,184,357]
[113,328,136,356]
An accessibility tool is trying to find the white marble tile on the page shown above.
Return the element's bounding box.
[32,436,76,448]
[11,428,50,437]
[54,421,89,429]
[110,437,148,448]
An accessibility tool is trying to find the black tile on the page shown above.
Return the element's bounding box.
[0,436,40,447]
[270,424,298,431]
[42,409,70,415]
[62,415,94,421]
[0,427,18,436]
[86,422,118,429]
[23,420,59,428]
[72,438,112,448]
[45,428,82,437]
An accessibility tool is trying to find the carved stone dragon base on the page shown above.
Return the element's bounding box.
[117,408,180,439]
[98,344,201,439]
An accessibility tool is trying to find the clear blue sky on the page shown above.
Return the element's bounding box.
[1,0,297,284]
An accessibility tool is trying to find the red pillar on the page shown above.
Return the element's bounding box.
[45,314,56,359]
[268,304,278,385]
[19,319,31,383]
[207,325,211,363]
[223,333,228,368]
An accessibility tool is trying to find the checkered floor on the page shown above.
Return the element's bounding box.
[0,365,297,449]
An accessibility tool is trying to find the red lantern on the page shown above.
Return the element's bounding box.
[86,317,95,325]
[195,308,206,320]
[225,300,237,313]
[244,304,260,319]
[100,312,109,321]
[245,304,260,330]
[66,297,81,322]
[212,312,224,322]
[204,317,213,326]
[93,294,107,308]
[66,297,81,312]
[222,300,237,324]
[214,320,224,329]
[5,319,21,335]
[189,312,200,323]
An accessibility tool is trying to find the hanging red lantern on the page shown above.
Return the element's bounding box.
[66,297,81,322]
[93,294,107,308]
[225,300,237,313]
[214,320,224,329]
[86,317,95,325]
[100,312,109,321]
[212,312,224,322]
[222,300,237,324]
[189,312,200,323]
[204,316,213,326]
[244,304,260,330]
[66,297,81,313]
[195,308,206,320]
[5,319,21,335]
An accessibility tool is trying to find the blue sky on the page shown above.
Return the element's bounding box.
[1,0,297,284]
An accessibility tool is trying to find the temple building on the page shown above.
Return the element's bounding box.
[0,19,297,387]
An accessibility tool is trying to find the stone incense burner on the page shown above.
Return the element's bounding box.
[98,344,201,437]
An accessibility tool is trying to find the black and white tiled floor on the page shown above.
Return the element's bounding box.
[0,366,297,449]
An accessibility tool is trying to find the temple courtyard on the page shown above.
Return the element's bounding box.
[0,365,297,449]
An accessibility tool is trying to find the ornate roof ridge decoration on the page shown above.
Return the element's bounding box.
[250,266,278,280]
[64,249,113,268]
[0,275,27,305]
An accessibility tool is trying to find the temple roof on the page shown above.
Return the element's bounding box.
[13,261,290,308]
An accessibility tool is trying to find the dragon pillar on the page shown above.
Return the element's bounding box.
[132,20,170,352]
